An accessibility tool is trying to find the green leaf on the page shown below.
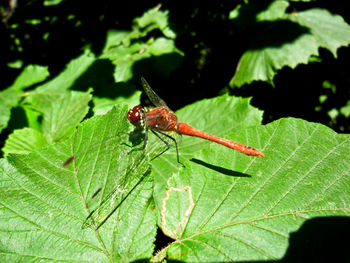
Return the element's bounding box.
[27,90,92,142]
[156,118,350,261]
[148,37,180,55]
[230,4,350,87]
[0,89,18,133]
[230,30,317,87]
[102,37,182,82]
[134,5,176,39]
[256,0,289,21]
[150,95,263,221]
[8,64,49,91]
[22,104,42,130]
[2,127,48,156]
[2,103,349,261]
[100,6,183,82]
[340,100,350,118]
[0,65,49,133]
[92,86,141,116]
[0,106,155,262]
[4,90,92,156]
[102,30,131,52]
[291,8,350,57]
[44,0,65,6]
[36,49,96,92]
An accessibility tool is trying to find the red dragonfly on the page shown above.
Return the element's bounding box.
[127,78,264,164]
[84,78,263,229]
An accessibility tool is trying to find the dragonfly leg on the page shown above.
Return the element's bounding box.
[127,128,149,155]
[151,130,185,167]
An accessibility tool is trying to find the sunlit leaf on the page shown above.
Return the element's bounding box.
[0,65,50,133]
[2,127,48,156]
[134,5,176,39]
[156,118,350,261]
[3,90,92,156]
[0,106,155,262]
[8,65,49,91]
[230,4,350,87]
[36,50,96,92]
[28,90,92,142]
[100,6,183,82]
[151,95,263,216]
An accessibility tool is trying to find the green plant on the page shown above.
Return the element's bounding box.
[1,2,350,262]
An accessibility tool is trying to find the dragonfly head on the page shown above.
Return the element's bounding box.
[127,105,145,126]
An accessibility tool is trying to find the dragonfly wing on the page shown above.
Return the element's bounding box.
[141,77,168,107]
[83,184,127,229]
[82,144,150,230]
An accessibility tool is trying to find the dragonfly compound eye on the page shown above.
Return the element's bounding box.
[127,105,143,124]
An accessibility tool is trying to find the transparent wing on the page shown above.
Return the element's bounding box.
[80,133,150,230]
[83,149,150,230]
[141,77,168,107]
[81,129,180,229]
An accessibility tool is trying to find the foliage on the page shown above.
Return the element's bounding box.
[0,1,350,262]
[230,2,350,87]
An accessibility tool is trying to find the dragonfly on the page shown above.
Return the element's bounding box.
[83,78,263,229]
[127,77,264,165]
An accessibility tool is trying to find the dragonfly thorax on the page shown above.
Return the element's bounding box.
[127,105,146,127]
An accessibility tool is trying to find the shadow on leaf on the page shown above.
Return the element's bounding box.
[190,158,251,177]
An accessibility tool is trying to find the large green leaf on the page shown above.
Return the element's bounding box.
[1,102,349,262]
[150,95,263,220]
[0,106,155,262]
[156,118,350,261]
[230,2,350,87]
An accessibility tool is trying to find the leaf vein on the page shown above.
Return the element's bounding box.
[266,134,349,215]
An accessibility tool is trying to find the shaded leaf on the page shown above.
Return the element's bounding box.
[340,101,350,118]
[256,0,289,21]
[0,89,18,133]
[22,104,42,130]
[102,30,131,52]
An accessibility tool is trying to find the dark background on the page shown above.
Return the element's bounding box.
[1,1,350,132]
